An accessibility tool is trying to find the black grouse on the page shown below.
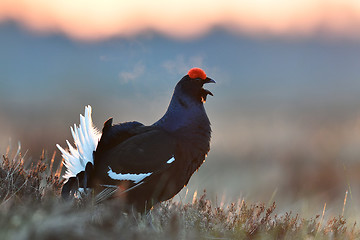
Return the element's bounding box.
[57,67,215,210]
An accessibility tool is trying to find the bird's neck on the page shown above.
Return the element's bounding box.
[153,93,209,133]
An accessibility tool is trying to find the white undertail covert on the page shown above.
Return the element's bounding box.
[56,105,101,180]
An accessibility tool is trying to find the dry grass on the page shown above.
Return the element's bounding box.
[0,146,359,240]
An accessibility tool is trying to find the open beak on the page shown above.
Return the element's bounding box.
[201,77,216,102]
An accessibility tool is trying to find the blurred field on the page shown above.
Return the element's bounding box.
[187,110,360,222]
[0,147,359,239]
[3,106,360,239]
[3,105,360,220]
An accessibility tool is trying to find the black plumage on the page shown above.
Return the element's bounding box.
[61,68,215,210]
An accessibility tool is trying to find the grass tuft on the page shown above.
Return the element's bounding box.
[0,147,359,239]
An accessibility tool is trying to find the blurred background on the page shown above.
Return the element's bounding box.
[1,0,360,219]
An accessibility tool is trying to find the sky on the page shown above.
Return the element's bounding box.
[2,0,360,40]
[1,0,360,162]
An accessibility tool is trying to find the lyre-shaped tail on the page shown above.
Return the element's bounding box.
[56,105,101,180]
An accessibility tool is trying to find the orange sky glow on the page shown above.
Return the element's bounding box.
[1,0,360,41]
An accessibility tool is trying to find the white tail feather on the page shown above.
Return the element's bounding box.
[56,105,101,180]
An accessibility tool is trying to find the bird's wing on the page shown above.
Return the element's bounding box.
[94,124,177,183]
[93,125,177,203]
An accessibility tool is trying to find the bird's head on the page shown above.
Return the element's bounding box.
[155,68,215,131]
[175,68,215,104]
